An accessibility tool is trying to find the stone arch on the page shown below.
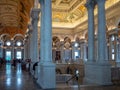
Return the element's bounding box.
[1,34,12,46]
[0,34,10,40]
[13,34,24,40]
[1,34,11,42]
[13,35,24,46]
[52,36,60,49]
[64,37,71,49]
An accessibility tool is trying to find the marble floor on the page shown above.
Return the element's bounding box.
[0,63,120,90]
[0,63,41,90]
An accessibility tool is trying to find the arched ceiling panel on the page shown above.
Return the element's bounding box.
[0,0,34,38]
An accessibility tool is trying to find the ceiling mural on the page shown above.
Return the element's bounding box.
[52,0,87,24]
[52,0,120,28]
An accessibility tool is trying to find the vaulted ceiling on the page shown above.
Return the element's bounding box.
[0,0,120,39]
[0,0,34,38]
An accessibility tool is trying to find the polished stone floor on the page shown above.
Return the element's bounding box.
[0,63,41,90]
[0,63,120,90]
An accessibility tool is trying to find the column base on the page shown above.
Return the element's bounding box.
[37,62,56,89]
[84,62,112,85]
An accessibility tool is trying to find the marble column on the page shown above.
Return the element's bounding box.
[115,34,120,67]
[24,38,29,60]
[39,0,44,63]
[71,42,75,60]
[84,0,112,85]
[37,0,44,85]
[29,30,35,74]
[83,42,87,62]
[60,41,65,63]
[97,0,108,62]
[27,36,31,59]
[0,41,3,58]
[37,0,56,89]
[23,40,26,60]
[31,9,40,62]
[28,27,33,60]
[84,1,95,84]
[43,0,52,63]
[31,8,40,77]
[79,43,83,60]
[85,0,95,62]
[108,35,112,60]
[12,40,14,60]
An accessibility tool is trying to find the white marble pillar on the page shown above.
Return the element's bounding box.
[24,40,27,60]
[108,35,112,60]
[39,0,44,63]
[84,0,111,85]
[28,26,32,60]
[23,41,26,60]
[31,8,40,77]
[31,9,40,62]
[12,40,14,60]
[37,0,56,89]
[43,0,52,63]
[27,36,31,59]
[0,41,3,58]
[29,31,33,60]
[60,41,65,63]
[83,42,87,62]
[85,0,95,62]
[37,0,44,85]
[29,30,35,74]
[115,35,120,67]
[97,0,108,62]
[95,37,99,60]
[71,42,75,60]
[80,43,83,59]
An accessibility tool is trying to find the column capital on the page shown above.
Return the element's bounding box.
[31,8,40,20]
[85,0,96,9]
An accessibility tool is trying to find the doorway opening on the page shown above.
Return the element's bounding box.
[16,51,22,59]
[5,51,11,61]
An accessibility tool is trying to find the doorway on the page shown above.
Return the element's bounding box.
[5,51,11,61]
[16,51,22,59]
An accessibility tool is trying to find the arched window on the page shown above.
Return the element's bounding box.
[6,41,11,46]
[16,41,22,46]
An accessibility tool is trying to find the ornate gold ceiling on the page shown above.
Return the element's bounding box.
[51,0,120,28]
[0,0,34,38]
[51,0,87,28]
[0,0,120,39]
